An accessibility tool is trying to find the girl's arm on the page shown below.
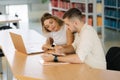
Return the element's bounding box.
[42,37,54,51]
[46,37,54,45]
[53,29,75,55]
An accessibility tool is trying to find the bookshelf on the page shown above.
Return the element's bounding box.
[104,0,120,31]
[49,0,104,41]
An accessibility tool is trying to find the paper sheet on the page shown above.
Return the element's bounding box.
[39,60,69,65]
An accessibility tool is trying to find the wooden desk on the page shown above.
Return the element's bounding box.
[0,15,21,29]
[0,29,120,80]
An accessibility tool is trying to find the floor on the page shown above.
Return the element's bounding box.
[0,21,120,80]
[104,28,120,52]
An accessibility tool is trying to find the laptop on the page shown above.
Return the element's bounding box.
[9,32,46,54]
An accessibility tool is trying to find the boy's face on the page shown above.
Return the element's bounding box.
[63,18,77,33]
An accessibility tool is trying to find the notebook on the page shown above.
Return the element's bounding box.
[9,32,46,54]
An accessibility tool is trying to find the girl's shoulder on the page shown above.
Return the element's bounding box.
[61,24,67,31]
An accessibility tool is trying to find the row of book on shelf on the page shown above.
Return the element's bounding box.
[51,0,70,9]
[104,0,120,7]
[105,18,120,28]
[105,8,120,18]
[51,0,102,13]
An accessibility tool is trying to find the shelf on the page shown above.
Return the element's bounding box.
[97,0,102,3]
[97,13,102,16]
[70,0,93,3]
[82,13,93,15]
[105,25,118,30]
[105,6,120,9]
[105,15,120,20]
[105,5,117,9]
[52,7,68,11]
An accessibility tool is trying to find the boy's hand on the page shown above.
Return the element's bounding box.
[41,54,54,62]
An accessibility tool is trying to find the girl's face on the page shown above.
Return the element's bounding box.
[44,18,60,32]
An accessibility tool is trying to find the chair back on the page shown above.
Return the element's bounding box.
[106,47,120,71]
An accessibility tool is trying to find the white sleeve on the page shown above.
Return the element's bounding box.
[76,29,95,62]
[72,33,78,50]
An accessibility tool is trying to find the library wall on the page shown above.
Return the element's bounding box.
[28,2,49,22]
[0,0,49,22]
[0,5,5,14]
[0,0,42,5]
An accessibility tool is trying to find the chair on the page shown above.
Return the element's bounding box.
[0,12,12,30]
[0,48,4,74]
[0,12,2,15]
[12,13,18,27]
[0,25,12,30]
[106,47,120,71]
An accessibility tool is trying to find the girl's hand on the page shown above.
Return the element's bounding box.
[42,44,51,51]
[54,46,65,56]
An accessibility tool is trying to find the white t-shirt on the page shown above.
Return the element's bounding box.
[49,25,67,45]
[72,23,106,69]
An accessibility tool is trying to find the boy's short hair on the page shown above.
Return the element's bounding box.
[63,8,83,21]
